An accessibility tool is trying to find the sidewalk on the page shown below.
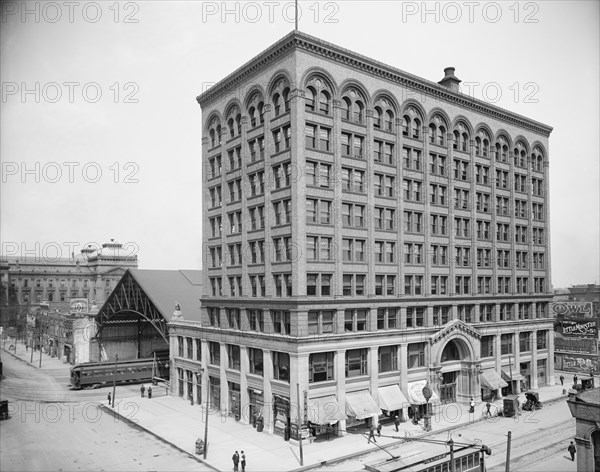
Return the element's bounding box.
[1,339,70,373]
[100,375,570,472]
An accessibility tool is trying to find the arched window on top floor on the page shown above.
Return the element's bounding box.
[385,110,394,132]
[453,125,469,152]
[429,123,446,146]
[353,100,364,124]
[475,130,491,158]
[374,97,396,133]
[209,129,216,148]
[247,93,265,128]
[283,87,290,113]
[531,147,544,172]
[228,118,235,138]
[305,87,316,112]
[304,77,332,116]
[403,107,423,140]
[319,91,330,115]
[342,97,351,120]
[341,88,366,124]
[514,142,527,168]
[273,93,281,117]
[495,141,509,163]
[236,113,242,136]
[374,107,383,129]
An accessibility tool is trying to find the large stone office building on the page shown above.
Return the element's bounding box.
[171,31,554,439]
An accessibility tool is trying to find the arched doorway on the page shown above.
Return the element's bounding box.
[437,337,474,403]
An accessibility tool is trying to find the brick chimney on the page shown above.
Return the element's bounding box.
[438,67,461,93]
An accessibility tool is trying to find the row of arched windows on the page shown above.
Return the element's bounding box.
[206,73,547,169]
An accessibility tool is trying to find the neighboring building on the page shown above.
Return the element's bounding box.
[174,31,554,439]
[568,284,600,317]
[567,387,600,471]
[31,298,100,364]
[553,301,599,375]
[0,239,138,307]
[96,269,202,363]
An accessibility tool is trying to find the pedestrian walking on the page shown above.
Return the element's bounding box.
[241,451,246,472]
[560,375,565,386]
[140,385,145,398]
[394,415,400,432]
[574,374,578,386]
[485,402,492,417]
[232,450,240,472]
[567,441,576,461]
[368,425,377,443]
[469,398,475,414]
[148,386,152,399]
[515,396,521,416]
[107,392,112,406]
[376,421,382,437]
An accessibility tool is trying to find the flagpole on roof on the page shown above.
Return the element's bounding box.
[295,0,298,32]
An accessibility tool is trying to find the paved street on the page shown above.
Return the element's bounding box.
[0,342,580,472]
[0,347,210,472]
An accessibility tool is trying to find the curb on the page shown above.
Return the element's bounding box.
[290,392,568,472]
[98,403,220,472]
[0,347,36,368]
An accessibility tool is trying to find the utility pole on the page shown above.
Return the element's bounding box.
[505,431,512,472]
[203,397,209,460]
[38,325,43,368]
[449,439,455,472]
[111,354,118,408]
[297,383,304,466]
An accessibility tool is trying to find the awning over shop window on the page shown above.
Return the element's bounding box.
[307,395,346,424]
[406,380,440,405]
[501,369,524,382]
[345,390,380,420]
[480,369,508,390]
[378,385,409,411]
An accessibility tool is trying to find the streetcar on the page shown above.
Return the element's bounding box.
[365,444,489,472]
[70,350,169,389]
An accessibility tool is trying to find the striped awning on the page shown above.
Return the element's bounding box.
[346,390,380,420]
[480,369,508,390]
[502,369,524,382]
[307,395,346,424]
[378,385,409,411]
[406,380,440,405]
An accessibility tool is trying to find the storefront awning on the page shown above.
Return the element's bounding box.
[378,385,409,411]
[406,380,440,405]
[501,369,524,382]
[346,390,380,420]
[307,395,346,424]
[480,369,508,390]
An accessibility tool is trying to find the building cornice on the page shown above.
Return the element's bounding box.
[197,31,552,137]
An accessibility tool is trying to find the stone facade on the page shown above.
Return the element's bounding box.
[173,31,555,439]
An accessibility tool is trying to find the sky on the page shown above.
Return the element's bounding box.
[1,0,598,288]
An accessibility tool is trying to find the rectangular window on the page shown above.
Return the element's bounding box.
[273,351,290,382]
[309,352,334,383]
[227,344,241,370]
[407,343,425,368]
[378,345,398,372]
[345,348,368,377]
[248,348,263,376]
[501,334,513,355]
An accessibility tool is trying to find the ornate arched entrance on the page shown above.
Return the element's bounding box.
[437,338,473,403]
[429,320,481,404]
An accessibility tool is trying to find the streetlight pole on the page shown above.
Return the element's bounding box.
[203,394,209,459]
[111,354,118,408]
[38,324,43,368]
[297,383,304,466]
